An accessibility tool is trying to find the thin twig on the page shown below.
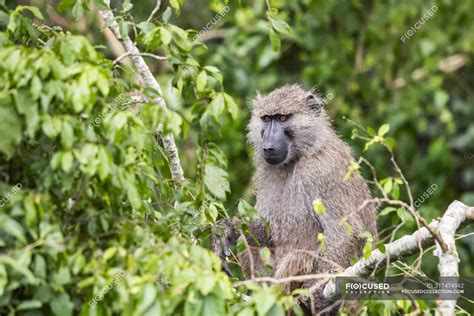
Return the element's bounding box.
[234,272,336,287]
[113,52,167,66]
[239,228,256,279]
[146,0,162,23]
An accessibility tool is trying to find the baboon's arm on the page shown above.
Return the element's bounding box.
[210,217,271,275]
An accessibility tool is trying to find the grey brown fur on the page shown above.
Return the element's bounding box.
[211,84,377,315]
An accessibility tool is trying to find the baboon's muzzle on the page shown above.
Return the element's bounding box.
[262,121,288,165]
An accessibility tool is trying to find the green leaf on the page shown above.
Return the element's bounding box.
[162,7,172,22]
[52,266,71,285]
[17,300,42,310]
[122,0,133,12]
[202,295,225,316]
[0,215,27,244]
[197,275,216,295]
[42,116,62,138]
[383,178,393,194]
[397,208,413,222]
[207,204,218,222]
[103,247,117,261]
[392,183,400,200]
[367,127,376,137]
[378,124,390,137]
[60,121,74,148]
[223,93,238,120]
[71,0,84,21]
[379,207,397,216]
[0,264,6,296]
[0,255,36,283]
[259,247,271,263]
[196,70,207,92]
[75,143,98,165]
[164,110,183,136]
[24,197,37,229]
[160,27,172,45]
[271,19,292,35]
[377,243,386,254]
[61,152,74,173]
[344,160,360,181]
[343,220,352,236]
[385,137,395,151]
[237,199,258,218]
[363,139,375,152]
[203,66,220,73]
[33,254,46,279]
[204,164,229,200]
[0,96,22,158]
[169,0,181,12]
[18,6,44,20]
[269,29,281,51]
[312,199,326,214]
[50,293,73,316]
[363,241,372,259]
[317,233,326,254]
[169,25,191,51]
[123,172,142,209]
[358,231,373,240]
[137,284,157,314]
[97,147,112,181]
[207,93,225,120]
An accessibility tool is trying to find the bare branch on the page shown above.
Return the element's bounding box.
[99,0,184,182]
[234,273,336,287]
[322,201,474,301]
[435,201,470,316]
[146,0,162,24]
[113,52,167,66]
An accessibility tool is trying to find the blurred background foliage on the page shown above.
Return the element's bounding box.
[0,0,473,315]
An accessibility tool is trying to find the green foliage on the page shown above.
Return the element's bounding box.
[0,3,294,315]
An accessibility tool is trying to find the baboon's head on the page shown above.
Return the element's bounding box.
[248,84,332,166]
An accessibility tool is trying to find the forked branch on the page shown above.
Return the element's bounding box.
[322,200,473,315]
[99,1,184,182]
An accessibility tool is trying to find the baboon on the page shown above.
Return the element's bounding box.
[211,84,377,314]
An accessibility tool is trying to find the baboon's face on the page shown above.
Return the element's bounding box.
[260,114,292,164]
[249,84,330,166]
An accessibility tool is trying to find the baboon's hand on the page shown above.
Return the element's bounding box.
[210,218,240,276]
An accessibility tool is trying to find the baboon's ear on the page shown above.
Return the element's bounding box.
[306,93,322,115]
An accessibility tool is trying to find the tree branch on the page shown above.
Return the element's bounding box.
[434,201,471,316]
[113,52,167,66]
[99,0,184,182]
[322,200,474,305]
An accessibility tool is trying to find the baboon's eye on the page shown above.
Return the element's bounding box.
[261,115,272,122]
[278,115,289,122]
